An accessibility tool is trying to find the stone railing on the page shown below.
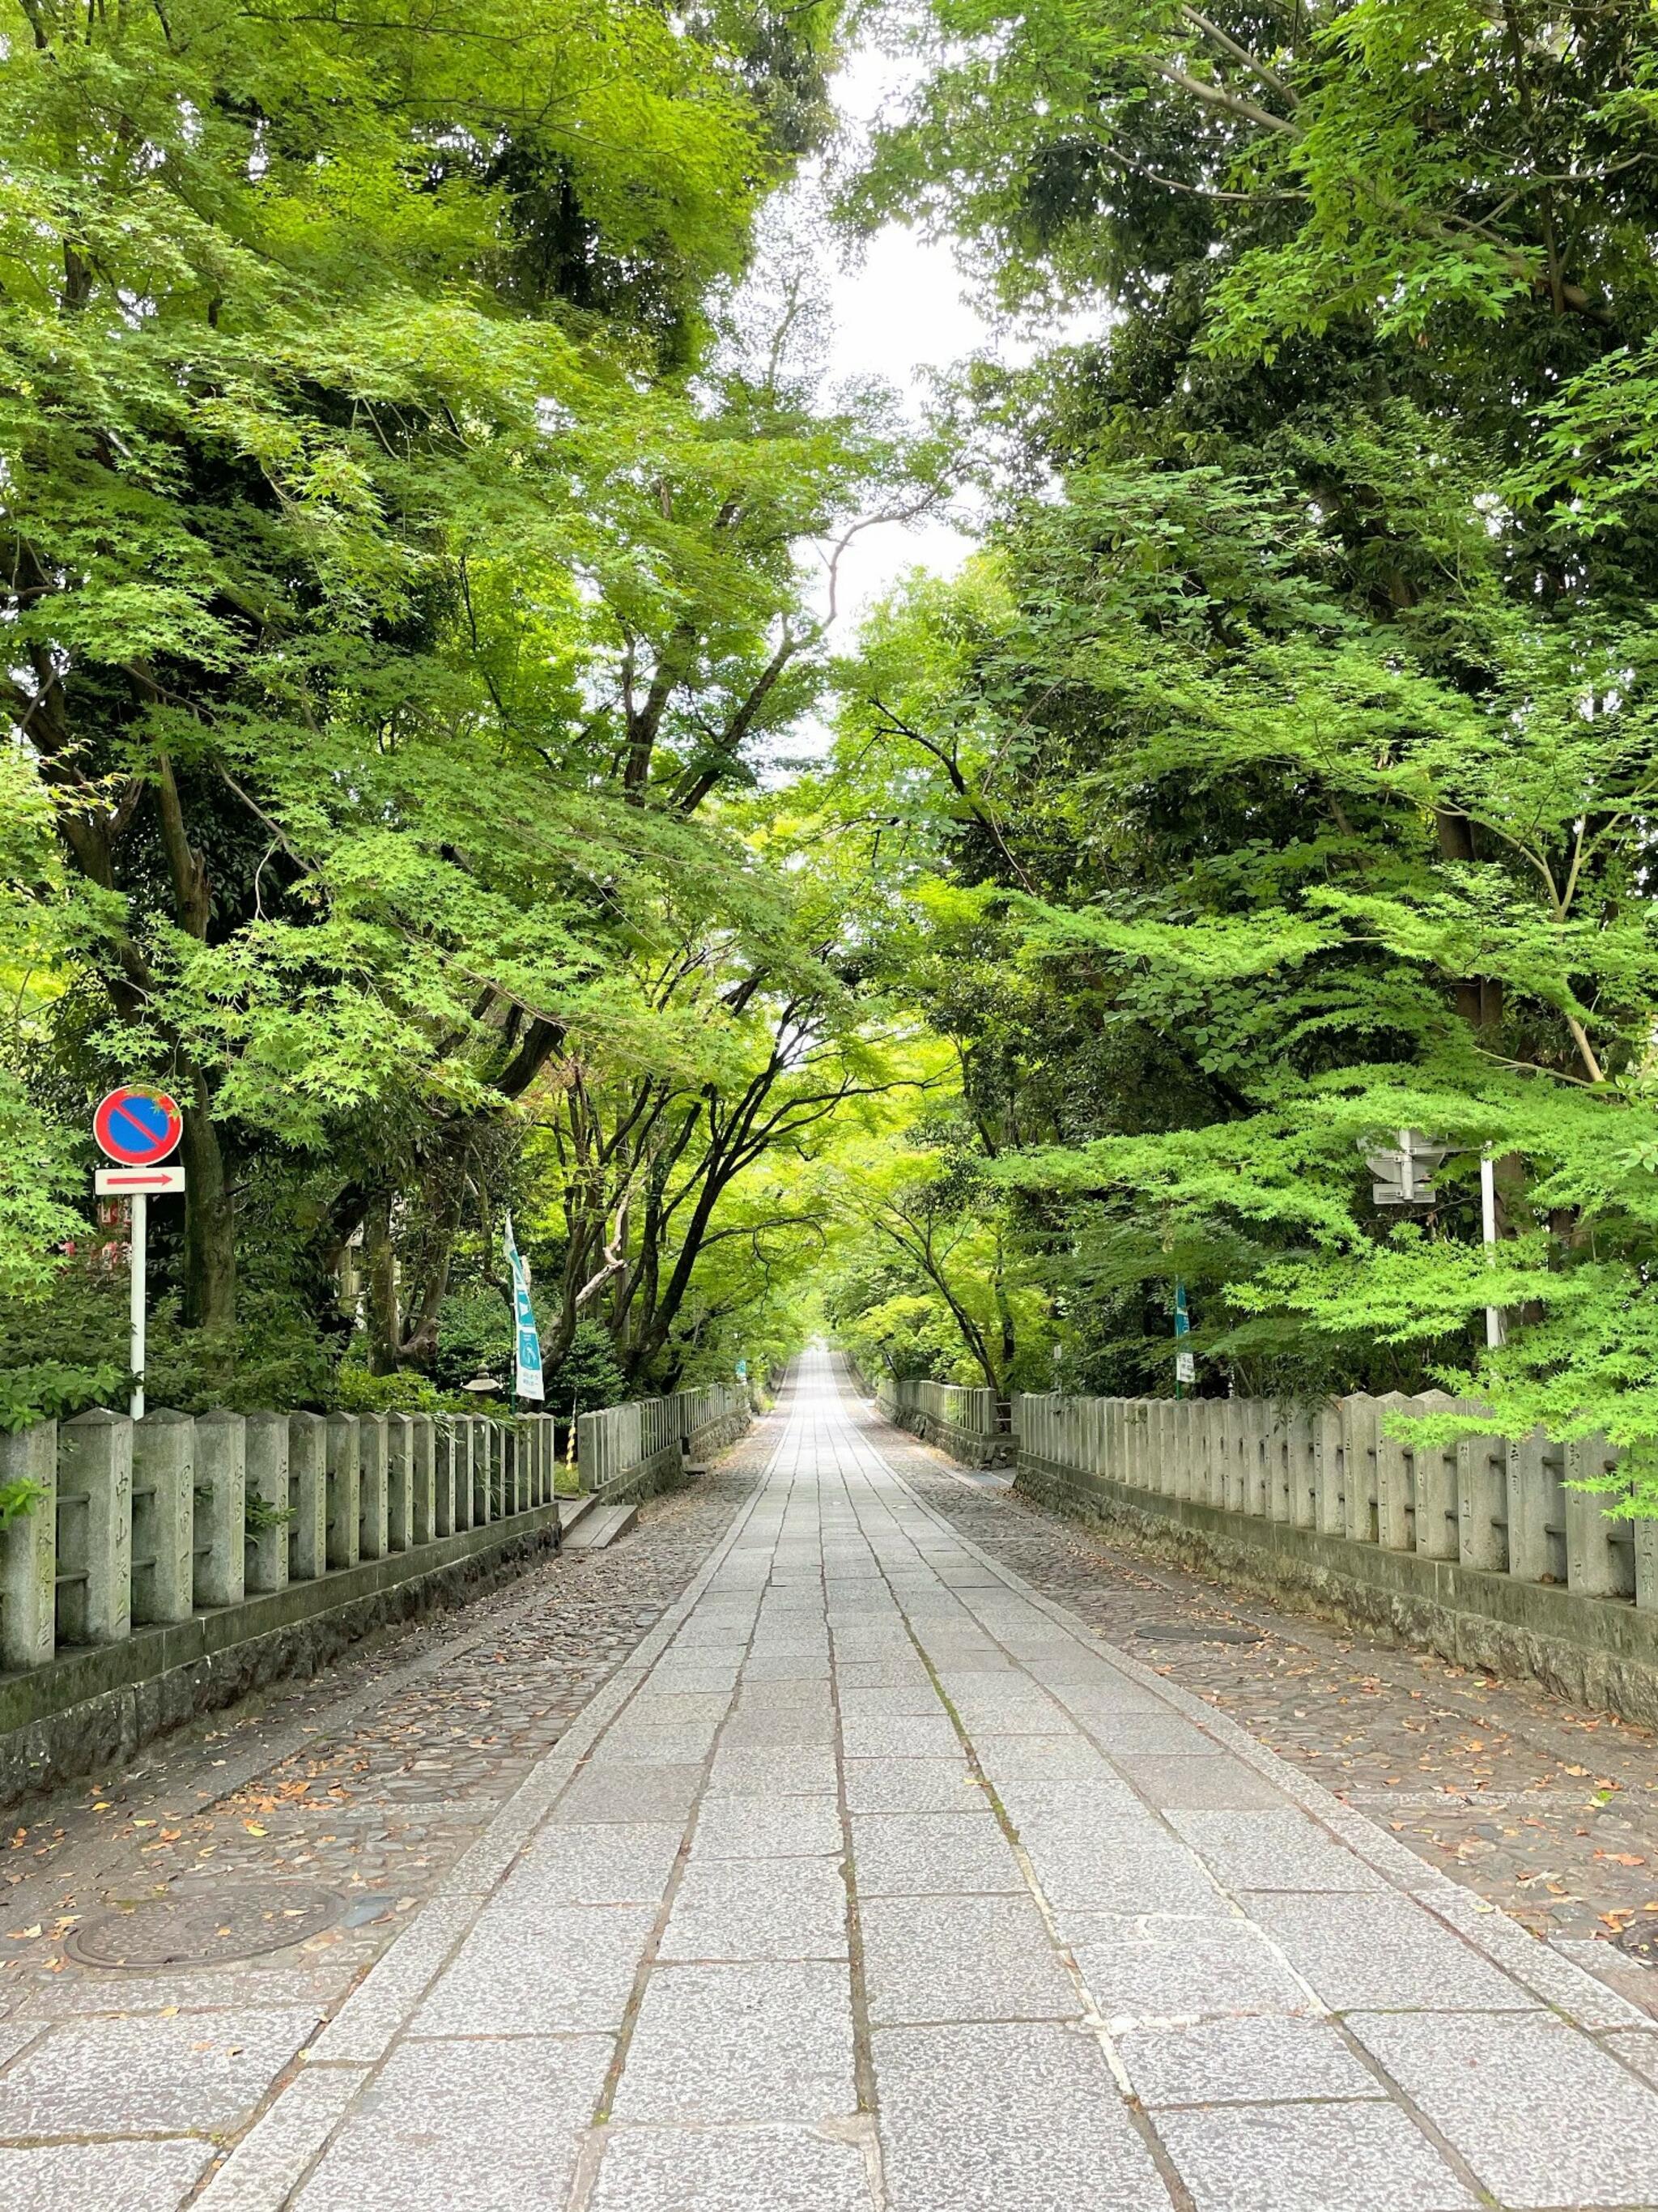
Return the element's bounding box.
[1013,1389,1658,1723]
[0,1406,560,1678]
[0,1382,753,1801]
[576,1382,752,1495]
[670,1380,752,1464]
[872,1376,1012,1470]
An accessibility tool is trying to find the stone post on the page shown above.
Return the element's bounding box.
[0,1423,56,1670]
[1211,1406,1238,1512]
[1109,1402,1131,1489]
[1456,1412,1508,1572]
[1564,1436,1634,1599]
[576,1410,603,1496]
[1160,1400,1181,1497]
[410,1414,436,1545]
[1186,1403,1208,1505]
[325,1414,361,1572]
[453,1418,474,1534]
[1166,1403,1186,1501]
[386,1414,414,1552]
[287,1412,327,1581]
[1240,1399,1269,1518]
[1372,1393,1414,1551]
[1217,1402,1243,1513]
[1262,1402,1291,1523]
[1312,1405,1345,1537]
[1412,1392,1460,1561]
[1338,1397,1379,1545]
[244,1412,290,1594]
[492,1422,509,1517]
[1284,1410,1316,1530]
[1097,1399,1117,1487]
[1182,1400,1206,1504]
[57,1408,132,1645]
[1506,1431,1559,1584]
[359,1414,389,1561]
[470,1415,491,1521]
[193,1409,246,1609]
[432,1417,459,1538]
[130,1408,195,1627]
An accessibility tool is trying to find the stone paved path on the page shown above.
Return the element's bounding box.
[0,1452,763,2207]
[11,1355,1658,2207]
[883,1424,1658,2006]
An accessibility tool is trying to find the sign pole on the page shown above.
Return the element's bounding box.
[130,1192,147,1419]
[91,1083,186,1422]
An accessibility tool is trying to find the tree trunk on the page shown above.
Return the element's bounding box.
[180,1062,236,1331]
[364,1190,398,1374]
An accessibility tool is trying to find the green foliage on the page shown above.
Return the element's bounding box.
[0,0,916,1414]
[244,1491,293,1540]
[0,1476,48,1528]
[428,1288,516,1395]
[820,0,1658,1508]
[542,1323,627,1417]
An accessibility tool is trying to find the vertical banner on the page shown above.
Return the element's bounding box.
[1174,1279,1195,1392]
[503,1214,545,1402]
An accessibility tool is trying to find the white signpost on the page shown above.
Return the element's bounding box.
[92,1087,187,1419]
[1359,1128,1505,1351]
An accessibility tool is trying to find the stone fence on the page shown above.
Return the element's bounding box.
[0,1383,750,1802]
[871,1376,1014,1470]
[1013,1388,1658,1725]
[576,1381,750,1495]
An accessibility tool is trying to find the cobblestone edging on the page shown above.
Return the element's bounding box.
[0,1422,776,2193]
[0,1508,565,1810]
[852,1398,1658,2020]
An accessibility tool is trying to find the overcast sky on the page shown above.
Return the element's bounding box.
[789,46,1104,635]
[801,45,982,624]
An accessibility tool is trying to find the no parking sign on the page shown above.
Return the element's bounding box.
[91,1085,186,1417]
[94,1085,184,1171]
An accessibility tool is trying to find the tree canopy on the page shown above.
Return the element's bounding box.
[6,0,1658,1512]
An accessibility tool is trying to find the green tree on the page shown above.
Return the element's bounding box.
[825,0,1658,1494]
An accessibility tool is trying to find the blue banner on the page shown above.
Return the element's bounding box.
[503,1214,544,1402]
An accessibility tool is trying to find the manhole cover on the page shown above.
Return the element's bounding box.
[1614,1916,1658,1964]
[1132,1620,1265,1645]
[66,1884,345,1969]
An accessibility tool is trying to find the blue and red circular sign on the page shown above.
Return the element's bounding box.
[94,1086,184,1168]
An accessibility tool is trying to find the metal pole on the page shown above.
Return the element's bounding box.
[130,1191,147,1419]
[1479,1149,1506,1349]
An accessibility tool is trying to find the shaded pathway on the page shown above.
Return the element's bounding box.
[210,1354,1658,2206]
